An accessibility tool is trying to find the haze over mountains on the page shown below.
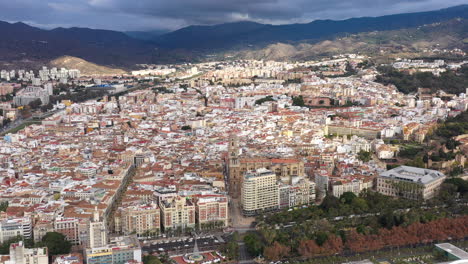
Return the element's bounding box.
[0,4,466,68]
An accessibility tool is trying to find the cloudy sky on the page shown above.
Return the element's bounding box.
[1,0,466,31]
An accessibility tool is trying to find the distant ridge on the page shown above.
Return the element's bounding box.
[0,4,466,67]
[124,30,169,40]
[234,19,467,61]
[0,21,155,68]
[154,5,468,50]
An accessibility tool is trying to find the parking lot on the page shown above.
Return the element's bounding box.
[142,235,227,255]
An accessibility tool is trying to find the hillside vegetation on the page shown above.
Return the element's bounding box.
[375,64,468,94]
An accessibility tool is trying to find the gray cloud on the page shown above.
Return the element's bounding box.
[0,0,465,31]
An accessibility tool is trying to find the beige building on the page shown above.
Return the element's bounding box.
[279,177,315,209]
[88,210,107,249]
[8,241,48,264]
[194,195,228,230]
[330,178,374,197]
[376,166,446,200]
[227,135,305,198]
[33,221,53,243]
[120,203,160,237]
[160,196,195,232]
[325,125,381,139]
[242,169,279,216]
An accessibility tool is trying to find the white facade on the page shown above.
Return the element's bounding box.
[377,166,446,200]
[8,241,48,264]
[242,169,279,216]
[0,218,32,243]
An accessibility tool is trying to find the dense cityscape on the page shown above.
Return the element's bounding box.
[0,2,467,264]
[0,52,465,264]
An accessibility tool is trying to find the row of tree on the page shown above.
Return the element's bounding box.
[260,190,422,226]
[262,216,468,260]
[345,216,468,252]
[247,186,468,261]
[254,96,275,105]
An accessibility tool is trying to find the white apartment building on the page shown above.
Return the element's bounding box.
[88,210,107,249]
[0,217,32,243]
[242,169,279,216]
[13,86,50,106]
[7,242,48,264]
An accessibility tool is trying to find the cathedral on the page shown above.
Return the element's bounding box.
[226,135,305,198]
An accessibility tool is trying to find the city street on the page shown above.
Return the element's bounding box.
[230,199,256,230]
[237,241,255,264]
[0,108,63,135]
[142,234,228,255]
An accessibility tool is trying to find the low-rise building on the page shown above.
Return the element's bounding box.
[33,221,54,243]
[8,241,48,264]
[13,86,50,106]
[330,179,361,198]
[85,236,142,264]
[376,166,446,200]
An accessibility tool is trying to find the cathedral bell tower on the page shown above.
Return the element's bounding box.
[228,135,241,198]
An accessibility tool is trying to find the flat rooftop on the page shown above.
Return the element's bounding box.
[244,168,276,179]
[436,243,468,260]
[380,166,445,185]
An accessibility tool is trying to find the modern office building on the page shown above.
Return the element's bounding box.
[0,217,32,243]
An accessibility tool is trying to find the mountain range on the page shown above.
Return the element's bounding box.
[0,21,156,68]
[234,19,467,62]
[152,4,468,50]
[0,4,466,69]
